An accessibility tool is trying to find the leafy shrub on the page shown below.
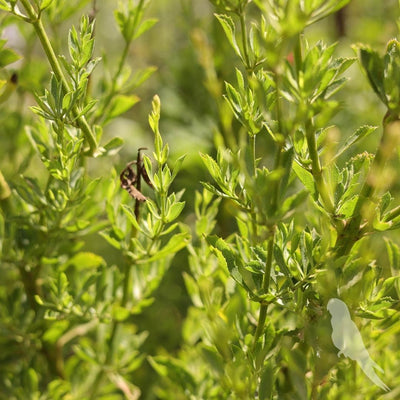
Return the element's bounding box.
[1,0,400,399]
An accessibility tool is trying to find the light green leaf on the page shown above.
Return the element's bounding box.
[166,201,185,222]
[0,47,21,68]
[107,94,140,120]
[0,1,11,11]
[215,14,242,58]
[101,137,124,157]
[134,18,158,40]
[333,125,377,161]
[200,153,222,183]
[121,204,142,233]
[337,195,358,218]
[99,231,122,249]
[142,232,190,263]
[40,0,53,11]
[65,252,104,270]
[292,162,316,198]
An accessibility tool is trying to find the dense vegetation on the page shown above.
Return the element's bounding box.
[1,1,400,399]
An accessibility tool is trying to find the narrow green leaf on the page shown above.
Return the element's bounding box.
[200,153,223,184]
[215,14,242,58]
[99,231,122,249]
[101,137,124,157]
[121,204,142,233]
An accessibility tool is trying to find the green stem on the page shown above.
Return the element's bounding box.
[249,135,256,176]
[305,118,335,215]
[19,0,97,154]
[252,71,287,347]
[253,231,275,347]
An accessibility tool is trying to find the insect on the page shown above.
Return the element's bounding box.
[120,148,153,202]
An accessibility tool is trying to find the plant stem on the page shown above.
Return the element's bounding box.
[305,118,335,215]
[249,135,256,176]
[253,230,275,347]
[252,71,286,347]
[19,0,97,154]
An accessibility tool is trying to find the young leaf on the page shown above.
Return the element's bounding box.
[355,44,387,105]
[106,94,140,121]
[215,14,242,58]
[332,125,377,161]
[292,162,316,199]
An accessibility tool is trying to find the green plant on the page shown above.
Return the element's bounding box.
[0,1,189,398]
[1,1,400,399]
[149,1,400,399]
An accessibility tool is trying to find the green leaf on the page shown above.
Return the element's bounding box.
[98,137,124,157]
[149,94,161,134]
[333,125,377,161]
[385,238,400,272]
[64,252,104,270]
[148,356,196,390]
[292,162,316,198]
[165,201,185,222]
[355,44,387,105]
[280,190,308,217]
[384,39,400,112]
[142,232,190,263]
[215,14,242,58]
[43,320,69,344]
[99,231,122,250]
[273,244,291,277]
[121,204,142,233]
[0,1,12,11]
[0,47,21,68]
[107,94,140,120]
[134,18,158,40]
[40,0,53,11]
[200,153,222,183]
[259,363,274,400]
